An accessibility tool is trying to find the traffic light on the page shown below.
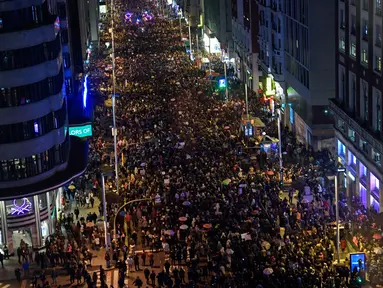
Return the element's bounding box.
[218,79,227,89]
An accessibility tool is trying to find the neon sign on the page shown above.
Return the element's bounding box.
[11,198,32,215]
[68,124,93,138]
[83,74,89,108]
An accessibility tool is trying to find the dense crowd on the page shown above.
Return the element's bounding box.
[24,1,375,288]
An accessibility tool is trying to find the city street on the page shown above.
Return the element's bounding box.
[9,1,375,288]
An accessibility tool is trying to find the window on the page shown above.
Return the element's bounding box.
[351,15,356,35]
[348,128,356,142]
[362,19,369,40]
[360,139,368,153]
[376,56,382,72]
[63,52,71,68]
[362,49,368,64]
[0,2,51,33]
[340,9,345,29]
[376,24,382,47]
[0,35,60,71]
[377,0,382,16]
[340,70,346,101]
[373,149,381,166]
[0,104,66,144]
[350,42,356,57]
[377,91,382,132]
[363,82,368,122]
[351,74,356,110]
[338,119,346,132]
[363,0,369,10]
[0,138,69,181]
[339,37,345,51]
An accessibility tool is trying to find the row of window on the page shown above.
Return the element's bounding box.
[285,0,307,25]
[0,2,55,33]
[338,69,382,133]
[285,54,309,88]
[340,9,382,46]
[0,34,61,71]
[0,138,69,182]
[345,126,382,167]
[0,69,63,108]
[0,103,66,144]
[339,36,382,72]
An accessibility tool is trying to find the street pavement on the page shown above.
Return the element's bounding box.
[12,195,180,287]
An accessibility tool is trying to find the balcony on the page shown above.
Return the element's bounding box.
[351,27,356,36]
[362,33,369,42]
[376,39,382,48]
[377,7,382,16]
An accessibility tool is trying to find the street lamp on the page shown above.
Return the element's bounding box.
[224,60,229,101]
[113,198,152,241]
[109,0,119,194]
[101,171,113,248]
[327,167,346,263]
[276,105,283,184]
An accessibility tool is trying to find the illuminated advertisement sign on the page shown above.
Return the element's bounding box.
[69,124,93,138]
[350,253,366,273]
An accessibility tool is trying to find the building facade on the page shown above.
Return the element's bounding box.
[257,0,285,112]
[256,0,336,149]
[0,0,88,252]
[232,0,260,90]
[202,0,233,55]
[330,0,383,212]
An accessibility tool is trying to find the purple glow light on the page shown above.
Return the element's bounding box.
[10,198,32,215]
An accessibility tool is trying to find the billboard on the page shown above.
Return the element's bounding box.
[350,253,366,273]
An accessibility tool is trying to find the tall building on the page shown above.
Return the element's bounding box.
[257,0,285,111]
[232,0,260,90]
[330,0,383,212]
[202,0,233,55]
[0,0,88,252]
[256,0,336,149]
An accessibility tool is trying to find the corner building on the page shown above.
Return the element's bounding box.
[0,0,88,253]
[331,0,383,212]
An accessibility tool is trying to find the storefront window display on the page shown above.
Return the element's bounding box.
[41,220,49,245]
[348,151,357,168]
[12,229,32,251]
[359,162,367,184]
[359,184,367,208]
[370,173,380,212]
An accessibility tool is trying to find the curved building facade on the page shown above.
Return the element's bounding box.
[0,0,89,253]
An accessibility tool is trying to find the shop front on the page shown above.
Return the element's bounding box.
[203,32,221,55]
[1,190,60,254]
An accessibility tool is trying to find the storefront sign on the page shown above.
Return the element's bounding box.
[11,198,32,216]
[69,124,93,138]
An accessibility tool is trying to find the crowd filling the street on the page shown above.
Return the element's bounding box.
[7,1,383,288]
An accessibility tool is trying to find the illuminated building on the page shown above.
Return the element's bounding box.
[256,0,336,149]
[330,0,383,212]
[231,0,260,90]
[0,0,89,252]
